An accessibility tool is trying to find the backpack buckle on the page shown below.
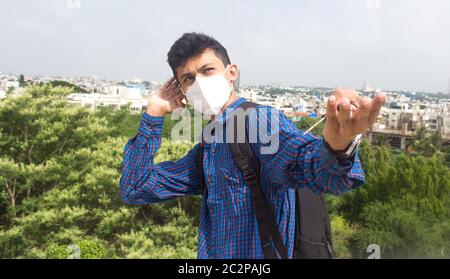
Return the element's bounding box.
[242,167,258,186]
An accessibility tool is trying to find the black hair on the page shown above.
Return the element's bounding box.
[167,32,231,77]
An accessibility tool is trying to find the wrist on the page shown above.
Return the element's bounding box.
[323,134,362,161]
[324,137,354,152]
[146,103,168,117]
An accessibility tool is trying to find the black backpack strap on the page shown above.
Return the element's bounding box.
[194,143,206,195]
[229,101,288,259]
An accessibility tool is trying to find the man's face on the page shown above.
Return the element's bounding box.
[175,48,238,93]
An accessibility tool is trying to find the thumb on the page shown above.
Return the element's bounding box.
[327,95,338,121]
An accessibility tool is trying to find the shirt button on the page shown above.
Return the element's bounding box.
[208,175,212,183]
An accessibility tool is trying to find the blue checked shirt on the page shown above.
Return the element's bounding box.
[119,97,365,259]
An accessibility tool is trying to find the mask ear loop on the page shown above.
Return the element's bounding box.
[224,64,236,92]
[176,81,188,106]
[223,64,230,74]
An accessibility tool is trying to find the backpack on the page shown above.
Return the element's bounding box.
[193,101,335,259]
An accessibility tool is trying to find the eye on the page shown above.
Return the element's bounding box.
[184,76,194,83]
[205,67,214,73]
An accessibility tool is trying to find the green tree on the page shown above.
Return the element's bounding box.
[340,145,450,258]
[295,116,324,136]
[1,84,449,259]
[408,127,444,157]
[377,133,390,147]
[0,85,199,258]
[6,87,15,95]
[429,130,443,155]
[47,80,89,93]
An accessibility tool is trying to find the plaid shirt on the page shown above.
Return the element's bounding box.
[119,97,365,259]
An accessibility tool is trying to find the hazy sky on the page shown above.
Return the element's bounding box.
[1,0,449,92]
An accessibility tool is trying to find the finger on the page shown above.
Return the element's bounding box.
[167,86,183,99]
[368,92,387,124]
[168,90,184,103]
[161,82,180,98]
[336,97,352,128]
[334,88,359,104]
[326,95,338,121]
[173,94,186,108]
[355,96,372,122]
[167,79,179,91]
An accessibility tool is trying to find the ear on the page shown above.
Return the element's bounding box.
[227,64,239,82]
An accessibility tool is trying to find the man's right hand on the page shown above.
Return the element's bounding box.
[147,77,186,117]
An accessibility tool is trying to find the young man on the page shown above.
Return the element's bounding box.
[119,32,386,259]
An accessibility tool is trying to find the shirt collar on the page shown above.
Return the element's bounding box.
[201,97,247,144]
[214,97,248,124]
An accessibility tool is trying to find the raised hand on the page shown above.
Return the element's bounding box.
[323,88,386,151]
[147,77,186,117]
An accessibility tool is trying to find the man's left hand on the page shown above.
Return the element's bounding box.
[323,88,387,151]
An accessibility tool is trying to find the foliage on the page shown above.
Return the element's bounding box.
[340,140,450,258]
[0,85,198,258]
[408,126,444,156]
[1,85,449,259]
[46,80,89,93]
[295,116,324,136]
[330,215,356,259]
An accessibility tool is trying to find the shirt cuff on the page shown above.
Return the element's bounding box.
[321,140,356,175]
[138,112,165,137]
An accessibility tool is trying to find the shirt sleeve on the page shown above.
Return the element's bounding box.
[251,107,365,196]
[119,113,202,205]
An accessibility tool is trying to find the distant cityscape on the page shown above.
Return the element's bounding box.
[1,72,450,149]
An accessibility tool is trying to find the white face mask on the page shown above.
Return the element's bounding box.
[183,66,232,115]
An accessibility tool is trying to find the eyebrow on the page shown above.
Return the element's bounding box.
[179,63,215,81]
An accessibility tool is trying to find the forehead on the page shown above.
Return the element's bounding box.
[175,49,224,78]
